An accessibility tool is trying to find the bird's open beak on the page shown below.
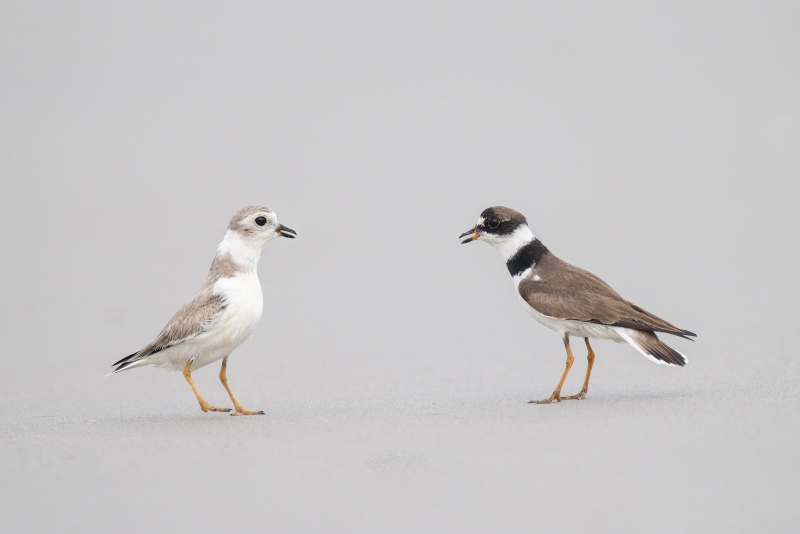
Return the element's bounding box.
[459,228,480,244]
[277,224,297,238]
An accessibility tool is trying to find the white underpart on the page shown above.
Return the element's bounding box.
[145,230,267,372]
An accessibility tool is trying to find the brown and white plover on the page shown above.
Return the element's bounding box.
[460,206,695,403]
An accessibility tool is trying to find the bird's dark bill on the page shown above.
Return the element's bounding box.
[278,224,297,238]
[459,229,479,244]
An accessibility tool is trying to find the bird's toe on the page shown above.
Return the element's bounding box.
[530,392,561,404]
[230,408,265,416]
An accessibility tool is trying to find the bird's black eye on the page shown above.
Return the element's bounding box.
[255,216,267,226]
[488,218,500,229]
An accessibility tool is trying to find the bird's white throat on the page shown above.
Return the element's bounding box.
[485,225,535,262]
[216,229,263,271]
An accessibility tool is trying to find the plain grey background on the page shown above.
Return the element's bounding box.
[2,1,799,532]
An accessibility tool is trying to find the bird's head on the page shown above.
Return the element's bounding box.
[459,206,534,259]
[227,205,297,246]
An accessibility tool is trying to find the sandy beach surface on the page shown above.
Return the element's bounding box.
[2,2,799,532]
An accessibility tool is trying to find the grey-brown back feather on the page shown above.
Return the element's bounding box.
[112,287,227,370]
[518,252,694,338]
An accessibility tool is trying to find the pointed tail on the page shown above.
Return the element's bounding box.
[617,328,688,367]
[108,352,147,375]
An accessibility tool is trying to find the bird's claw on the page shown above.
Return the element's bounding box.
[529,392,561,404]
[230,409,265,416]
[200,403,232,413]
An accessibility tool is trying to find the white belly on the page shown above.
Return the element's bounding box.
[211,273,263,346]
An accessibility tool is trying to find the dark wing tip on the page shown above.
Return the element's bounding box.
[112,352,138,367]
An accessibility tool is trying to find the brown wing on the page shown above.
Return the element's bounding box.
[519,253,694,338]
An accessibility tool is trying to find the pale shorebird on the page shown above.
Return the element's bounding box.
[111,206,296,415]
[460,206,695,403]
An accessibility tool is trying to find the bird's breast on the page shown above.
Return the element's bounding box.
[211,273,263,346]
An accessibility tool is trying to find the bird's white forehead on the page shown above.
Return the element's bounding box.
[477,216,485,227]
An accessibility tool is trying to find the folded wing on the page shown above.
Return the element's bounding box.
[518,254,695,339]
[111,288,227,373]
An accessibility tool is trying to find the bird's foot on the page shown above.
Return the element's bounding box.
[200,402,232,413]
[529,391,561,404]
[230,407,265,416]
[561,389,588,401]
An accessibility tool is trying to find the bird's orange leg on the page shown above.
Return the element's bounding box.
[562,338,596,400]
[182,360,231,413]
[531,334,575,404]
[219,357,264,416]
